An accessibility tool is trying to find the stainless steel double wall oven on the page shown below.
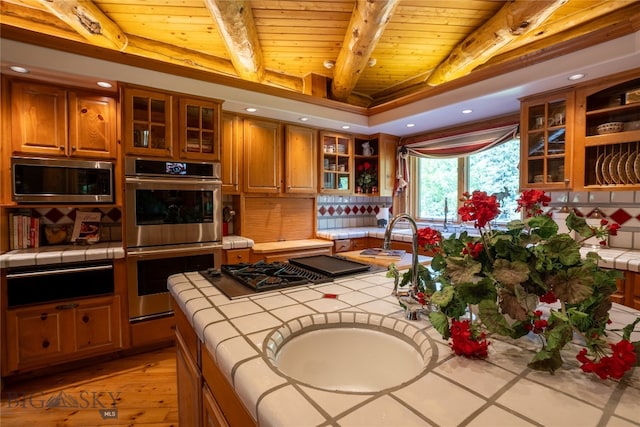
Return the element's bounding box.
[125,158,222,321]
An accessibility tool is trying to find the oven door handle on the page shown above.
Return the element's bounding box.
[128,244,223,259]
[7,264,113,279]
[125,176,220,185]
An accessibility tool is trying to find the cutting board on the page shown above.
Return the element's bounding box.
[337,250,431,269]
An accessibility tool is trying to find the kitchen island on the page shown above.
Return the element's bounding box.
[168,269,640,427]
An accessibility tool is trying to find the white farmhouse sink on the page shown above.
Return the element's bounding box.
[265,315,431,393]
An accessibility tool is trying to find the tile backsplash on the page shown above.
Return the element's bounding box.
[316,191,640,250]
[548,190,640,250]
[316,195,393,230]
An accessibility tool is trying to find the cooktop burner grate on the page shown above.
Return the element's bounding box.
[218,261,332,291]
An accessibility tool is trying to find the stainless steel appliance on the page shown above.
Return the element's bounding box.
[125,157,222,321]
[199,256,379,299]
[11,157,114,204]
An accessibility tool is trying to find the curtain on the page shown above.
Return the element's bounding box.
[393,123,519,197]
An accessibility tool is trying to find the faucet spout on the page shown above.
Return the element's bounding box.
[383,213,420,296]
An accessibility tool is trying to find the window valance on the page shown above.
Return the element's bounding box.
[402,123,519,159]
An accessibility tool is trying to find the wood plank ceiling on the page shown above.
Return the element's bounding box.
[1,0,639,110]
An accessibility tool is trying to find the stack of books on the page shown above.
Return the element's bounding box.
[8,213,40,249]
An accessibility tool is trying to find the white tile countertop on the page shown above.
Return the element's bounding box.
[0,241,125,269]
[168,270,640,427]
[318,227,640,273]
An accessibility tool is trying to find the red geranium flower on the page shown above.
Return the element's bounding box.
[539,290,558,304]
[417,227,442,248]
[458,191,500,228]
[462,242,483,259]
[576,340,637,380]
[516,189,551,217]
[450,319,489,358]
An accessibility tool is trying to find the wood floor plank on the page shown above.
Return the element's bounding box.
[1,346,178,427]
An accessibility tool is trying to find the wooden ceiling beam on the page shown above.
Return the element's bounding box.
[426,0,567,86]
[330,0,400,101]
[35,0,128,51]
[203,0,266,83]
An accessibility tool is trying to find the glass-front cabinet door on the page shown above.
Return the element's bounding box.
[520,90,574,189]
[178,98,221,161]
[320,132,352,193]
[123,87,173,158]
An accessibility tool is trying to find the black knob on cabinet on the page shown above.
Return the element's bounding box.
[42,339,50,349]
[82,315,90,323]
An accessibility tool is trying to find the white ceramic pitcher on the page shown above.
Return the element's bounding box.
[362,142,374,156]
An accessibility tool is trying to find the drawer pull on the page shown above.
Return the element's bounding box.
[82,315,90,323]
[56,303,79,310]
[42,339,50,349]
[40,313,48,321]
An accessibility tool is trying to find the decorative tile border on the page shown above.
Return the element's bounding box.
[317,195,393,229]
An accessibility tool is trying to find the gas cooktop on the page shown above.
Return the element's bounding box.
[199,256,379,299]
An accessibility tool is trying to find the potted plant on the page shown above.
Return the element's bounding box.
[389,189,639,379]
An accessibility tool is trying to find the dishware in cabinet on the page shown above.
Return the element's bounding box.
[520,90,574,189]
[574,70,640,188]
[320,131,352,193]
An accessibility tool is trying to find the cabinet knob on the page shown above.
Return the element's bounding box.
[40,313,48,321]
[42,339,50,349]
[71,146,77,151]
[59,146,65,151]
[82,315,90,323]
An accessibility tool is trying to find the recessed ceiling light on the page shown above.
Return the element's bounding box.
[299,117,309,122]
[568,73,585,81]
[10,65,29,74]
[406,123,415,128]
[341,125,350,130]
[97,81,113,88]
[462,109,473,114]
[245,107,257,113]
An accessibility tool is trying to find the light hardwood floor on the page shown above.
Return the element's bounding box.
[0,346,178,427]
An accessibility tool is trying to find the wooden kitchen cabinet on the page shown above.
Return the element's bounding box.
[123,84,222,161]
[285,125,317,193]
[243,119,282,193]
[353,134,398,196]
[242,120,316,194]
[9,79,117,159]
[320,131,353,193]
[179,97,221,161]
[122,86,174,157]
[520,89,574,189]
[221,113,243,194]
[176,310,202,427]
[573,70,640,189]
[224,248,250,264]
[334,238,370,253]
[4,295,122,374]
[174,300,255,427]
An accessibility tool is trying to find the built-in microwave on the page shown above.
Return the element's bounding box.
[12,157,115,204]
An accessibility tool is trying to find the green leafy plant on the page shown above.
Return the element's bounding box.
[392,189,639,378]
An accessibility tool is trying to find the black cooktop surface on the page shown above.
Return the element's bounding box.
[198,257,378,299]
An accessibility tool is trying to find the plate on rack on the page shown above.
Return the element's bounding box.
[609,153,622,184]
[601,153,613,185]
[617,152,630,184]
[625,152,637,184]
[635,153,640,182]
[594,152,605,185]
